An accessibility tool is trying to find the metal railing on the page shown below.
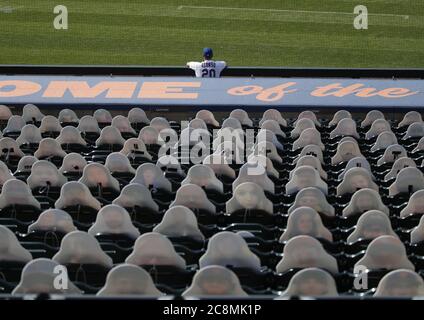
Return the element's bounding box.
[1,65,424,79]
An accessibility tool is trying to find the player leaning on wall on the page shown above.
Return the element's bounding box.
[187,48,227,78]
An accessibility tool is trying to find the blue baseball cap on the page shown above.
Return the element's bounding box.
[203,47,213,59]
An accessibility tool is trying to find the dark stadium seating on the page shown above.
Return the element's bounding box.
[0,104,424,298]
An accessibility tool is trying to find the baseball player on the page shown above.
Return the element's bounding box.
[187,48,227,78]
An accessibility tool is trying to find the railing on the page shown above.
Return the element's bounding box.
[1,65,424,79]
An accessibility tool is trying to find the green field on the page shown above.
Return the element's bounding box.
[0,0,423,67]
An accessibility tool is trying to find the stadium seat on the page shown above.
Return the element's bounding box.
[55,181,102,223]
[199,232,261,270]
[276,236,339,274]
[26,209,77,246]
[374,269,424,297]
[291,118,315,139]
[286,166,328,195]
[97,264,164,296]
[39,116,62,138]
[88,204,140,241]
[279,268,338,297]
[0,225,33,263]
[112,183,160,224]
[0,106,423,298]
[128,108,150,129]
[279,207,333,243]
[182,265,247,297]
[56,126,88,153]
[22,104,44,125]
[58,109,79,127]
[126,232,185,268]
[53,230,113,267]
[153,206,205,243]
[355,236,414,271]
[16,124,42,149]
[0,179,41,221]
[12,258,81,295]
[34,138,67,167]
[59,153,87,179]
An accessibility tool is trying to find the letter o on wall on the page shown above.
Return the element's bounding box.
[0,80,42,97]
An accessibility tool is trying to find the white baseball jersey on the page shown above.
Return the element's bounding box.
[187,60,227,78]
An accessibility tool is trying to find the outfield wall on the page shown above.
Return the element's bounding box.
[0,66,423,111]
[0,75,423,111]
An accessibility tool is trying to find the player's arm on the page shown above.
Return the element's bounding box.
[186,61,197,69]
[186,62,200,77]
[216,61,228,77]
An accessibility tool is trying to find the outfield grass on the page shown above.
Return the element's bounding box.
[0,0,423,67]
